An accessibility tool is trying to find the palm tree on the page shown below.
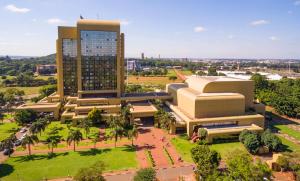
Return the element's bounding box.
[79,119,92,139]
[67,129,83,151]
[0,112,4,124]
[0,134,17,157]
[90,132,100,149]
[109,116,124,148]
[46,135,61,153]
[30,118,47,135]
[21,134,39,156]
[127,125,139,146]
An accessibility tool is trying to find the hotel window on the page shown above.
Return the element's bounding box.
[62,39,78,96]
[80,30,117,91]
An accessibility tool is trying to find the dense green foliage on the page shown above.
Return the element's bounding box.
[252,73,300,117]
[0,54,55,76]
[197,128,208,140]
[239,129,282,154]
[14,109,38,125]
[73,161,106,181]
[191,145,221,179]
[133,168,156,181]
[225,150,272,181]
[154,108,176,130]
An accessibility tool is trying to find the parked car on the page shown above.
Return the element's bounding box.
[14,140,22,146]
[20,128,27,133]
[3,148,14,155]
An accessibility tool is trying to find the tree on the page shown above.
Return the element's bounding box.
[127,125,139,146]
[226,150,272,181]
[21,134,39,156]
[73,161,106,181]
[0,112,4,124]
[250,73,268,94]
[87,108,103,124]
[29,118,48,135]
[14,109,38,125]
[45,127,61,154]
[207,67,218,76]
[108,116,124,148]
[168,75,177,82]
[67,129,83,151]
[121,105,132,125]
[39,84,57,97]
[261,129,282,151]
[0,134,17,157]
[133,168,156,181]
[90,131,100,149]
[196,70,207,76]
[198,128,208,140]
[191,145,221,179]
[79,119,92,139]
[239,129,252,143]
[243,133,260,154]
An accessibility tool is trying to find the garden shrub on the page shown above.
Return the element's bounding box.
[134,168,156,181]
[243,133,260,154]
[198,128,208,140]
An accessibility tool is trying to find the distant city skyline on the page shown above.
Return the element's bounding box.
[0,0,300,59]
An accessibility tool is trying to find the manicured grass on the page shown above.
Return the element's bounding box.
[180,70,193,76]
[0,122,20,141]
[167,69,177,76]
[38,121,99,141]
[0,86,42,95]
[275,125,300,141]
[127,76,183,86]
[3,113,13,120]
[171,135,246,163]
[0,147,137,181]
[278,135,300,152]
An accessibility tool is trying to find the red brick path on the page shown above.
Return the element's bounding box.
[136,126,184,168]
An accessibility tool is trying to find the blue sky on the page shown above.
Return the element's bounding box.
[0,0,299,59]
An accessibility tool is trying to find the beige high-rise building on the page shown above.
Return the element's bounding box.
[17,19,265,142]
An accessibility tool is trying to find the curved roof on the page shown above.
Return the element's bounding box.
[185,76,252,93]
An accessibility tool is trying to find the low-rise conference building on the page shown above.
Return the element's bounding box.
[17,19,265,142]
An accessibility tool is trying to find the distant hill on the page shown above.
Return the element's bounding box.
[32,54,56,64]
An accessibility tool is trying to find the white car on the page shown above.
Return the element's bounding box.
[20,128,27,133]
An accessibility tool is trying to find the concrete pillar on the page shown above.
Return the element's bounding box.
[187,122,194,138]
[169,124,176,134]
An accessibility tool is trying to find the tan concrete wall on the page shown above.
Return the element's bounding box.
[194,95,245,118]
[203,81,254,110]
[177,88,196,118]
[57,26,77,98]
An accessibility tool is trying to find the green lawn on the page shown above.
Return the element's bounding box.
[0,147,137,181]
[38,121,99,141]
[171,135,246,162]
[278,135,300,152]
[275,125,300,141]
[0,86,42,95]
[181,70,193,76]
[0,122,20,141]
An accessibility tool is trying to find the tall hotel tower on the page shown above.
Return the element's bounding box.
[56,20,125,99]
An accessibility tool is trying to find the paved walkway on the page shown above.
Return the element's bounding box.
[135,125,185,168]
[49,165,195,181]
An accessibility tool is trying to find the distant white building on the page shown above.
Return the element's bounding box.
[127,60,141,71]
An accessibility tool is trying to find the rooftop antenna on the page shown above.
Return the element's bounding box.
[80,15,84,19]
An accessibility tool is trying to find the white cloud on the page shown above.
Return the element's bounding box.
[194,26,206,32]
[47,18,65,25]
[120,20,130,26]
[250,20,269,26]
[269,36,279,41]
[32,18,37,22]
[5,4,30,13]
[294,1,300,5]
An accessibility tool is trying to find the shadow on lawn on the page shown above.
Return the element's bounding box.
[266,111,299,133]
[78,148,111,156]
[0,164,14,178]
[14,152,69,162]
